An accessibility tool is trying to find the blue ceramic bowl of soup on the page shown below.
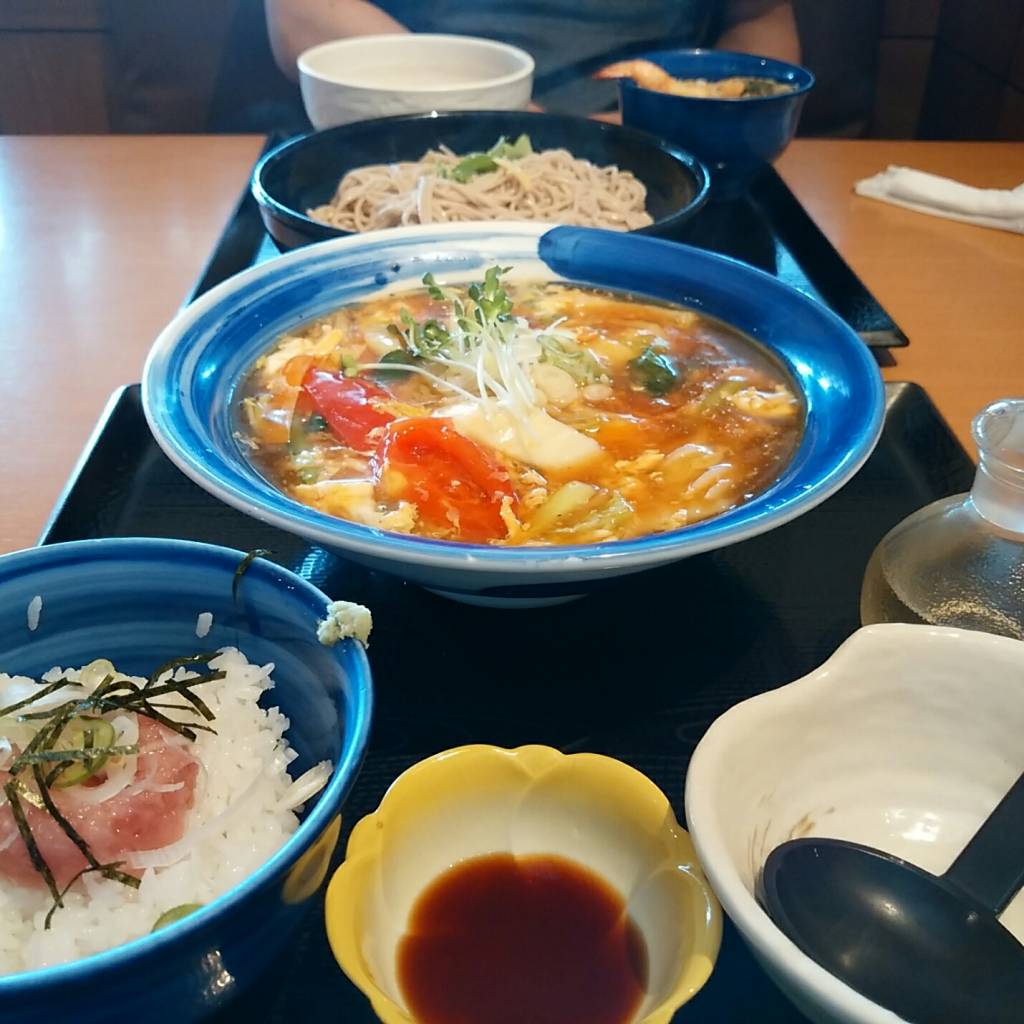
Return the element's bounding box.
[252,110,710,250]
[613,50,814,199]
[142,222,883,607]
[0,538,372,1023]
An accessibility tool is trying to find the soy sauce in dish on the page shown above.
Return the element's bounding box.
[397,852,647,1024]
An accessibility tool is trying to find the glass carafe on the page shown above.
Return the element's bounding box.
[860,399,1024,640]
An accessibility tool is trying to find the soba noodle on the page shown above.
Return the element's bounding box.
[308,146,654,233]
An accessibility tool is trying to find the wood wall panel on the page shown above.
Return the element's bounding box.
[998,85,1024,141]
[937,0,1024,78]
[0,33,112,133]
[1011,22,1024,92]
[872,38,934,138]
[919,43,1003,140]
[0,1,107,31]
[882,0,941,38]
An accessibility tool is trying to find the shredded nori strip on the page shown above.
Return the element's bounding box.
[43,860,132,930]
[15,665,224,739]
[30,764,139,889]
[17,744,139,765]
[8,705,77,775]
[8,777,46,810]
[232,549,272,599]
[0,678,82,718]
[145,653,219,690]
[3,781,62,908]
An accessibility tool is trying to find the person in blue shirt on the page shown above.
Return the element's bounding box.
[266,0,799,115]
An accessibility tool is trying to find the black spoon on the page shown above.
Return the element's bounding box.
[757,772,1024,1023]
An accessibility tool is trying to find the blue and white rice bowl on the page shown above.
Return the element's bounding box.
[143,222,884,606]
[0,538,372,1022]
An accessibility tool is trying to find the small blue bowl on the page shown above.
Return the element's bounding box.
[143,222,883,607]
[615,49,814,199]
[252,110,710,251]
[0,538,372,1023]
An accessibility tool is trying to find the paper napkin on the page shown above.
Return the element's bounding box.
[854,165,1024,234]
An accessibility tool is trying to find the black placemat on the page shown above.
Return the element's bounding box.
[190,152,907,352]
[39,381,971,1022]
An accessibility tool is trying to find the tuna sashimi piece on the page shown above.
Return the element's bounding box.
[0,717,199,889]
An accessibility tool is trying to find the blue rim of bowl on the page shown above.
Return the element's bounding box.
[617,48,816,104]
[142,222,884,575]
[0,537,373,993]
[250,111,712,244]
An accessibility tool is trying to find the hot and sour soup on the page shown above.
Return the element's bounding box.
[237,269,802,546]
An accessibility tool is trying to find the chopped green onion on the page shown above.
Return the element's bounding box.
[487,133,533,160]
[48,716,118,789]
[152,903,204,932]
[450,153,499,183]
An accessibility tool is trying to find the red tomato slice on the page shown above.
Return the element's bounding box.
[302,369,394,450]
[377,418,516,542]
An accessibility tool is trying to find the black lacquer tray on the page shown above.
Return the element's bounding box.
[189,152,907,352]
[39,380,972,1023]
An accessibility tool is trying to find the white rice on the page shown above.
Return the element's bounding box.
[26,597,42,632]
[195,612,213,639]
[0,648,330,975]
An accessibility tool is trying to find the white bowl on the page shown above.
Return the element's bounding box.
[685,623,1024,1024]
[298,34,534,129]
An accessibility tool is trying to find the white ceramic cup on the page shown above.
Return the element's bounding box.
[298,34,535,130]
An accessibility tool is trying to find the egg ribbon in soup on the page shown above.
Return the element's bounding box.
[237,267,802,545]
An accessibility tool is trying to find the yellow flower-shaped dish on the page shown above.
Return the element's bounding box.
[325,744,721,1023]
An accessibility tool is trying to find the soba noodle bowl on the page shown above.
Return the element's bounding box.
[307,136,654,233]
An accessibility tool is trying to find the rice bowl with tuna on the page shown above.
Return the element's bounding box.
[0,647,332,974]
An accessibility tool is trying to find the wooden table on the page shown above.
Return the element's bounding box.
[1,136,1022,556]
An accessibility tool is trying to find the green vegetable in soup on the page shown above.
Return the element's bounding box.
[629,345,680,395]
[388,310,452,358]
[527,484,633,539]
[538,333,605,384]
[528,481,598,535]
[372,349,420,380]
[700,379,745,410]
[422,272,446,301]
[468,265,514,323]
